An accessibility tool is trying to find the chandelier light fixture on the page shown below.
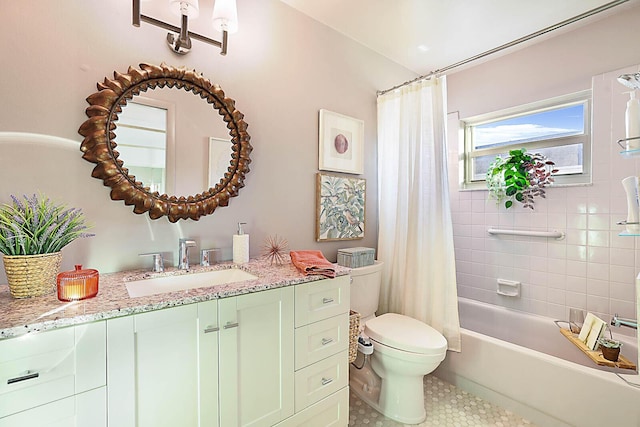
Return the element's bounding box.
[132,0,238,55]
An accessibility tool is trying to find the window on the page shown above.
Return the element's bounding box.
[462,90,591,189]
[116,97,175,194]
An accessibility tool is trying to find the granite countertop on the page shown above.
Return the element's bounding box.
[0,257,349,340]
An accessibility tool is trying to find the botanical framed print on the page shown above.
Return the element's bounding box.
[318,109,364,175]
[316,172,365,241]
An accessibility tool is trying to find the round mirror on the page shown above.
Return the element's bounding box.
[78,63,252,222]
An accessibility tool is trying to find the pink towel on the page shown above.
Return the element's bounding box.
[290,250,336,278]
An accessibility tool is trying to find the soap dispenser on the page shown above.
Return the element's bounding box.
[625,91,640,150]
[233,222,249,264]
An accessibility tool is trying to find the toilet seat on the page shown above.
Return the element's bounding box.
[364,313,447,355]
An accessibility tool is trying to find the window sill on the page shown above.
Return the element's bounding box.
[459,181,593,192]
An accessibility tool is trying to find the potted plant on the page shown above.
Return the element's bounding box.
[0,194,93,298]
[486,148,558,209]
[598,337,622,362]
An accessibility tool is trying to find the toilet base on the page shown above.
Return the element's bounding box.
[377,373,426,424]
[349,354,427,424]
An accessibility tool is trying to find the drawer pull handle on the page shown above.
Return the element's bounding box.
[8,371,39,385]
[223,322,239,329]
[321,377,333,386]
[322,297,334,304]
[321,337,334,345]
[204,326,220,333]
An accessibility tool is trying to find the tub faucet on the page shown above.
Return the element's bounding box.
[178,238,196,270]
[611,313,638,330]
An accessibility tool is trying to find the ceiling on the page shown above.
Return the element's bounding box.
[279,0,636,75]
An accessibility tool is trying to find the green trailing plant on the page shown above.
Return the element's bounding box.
[486,148,558,209]
[0,194,93,256]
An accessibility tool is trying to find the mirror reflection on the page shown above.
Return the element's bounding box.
[116,87,231,196]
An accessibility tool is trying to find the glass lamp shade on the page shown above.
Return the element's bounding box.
[212,0,238,33]
[169,0,200,18]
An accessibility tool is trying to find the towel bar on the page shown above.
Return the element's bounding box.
[487,228,565,240]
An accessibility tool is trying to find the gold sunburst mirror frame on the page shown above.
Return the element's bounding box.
[78,63,252,222]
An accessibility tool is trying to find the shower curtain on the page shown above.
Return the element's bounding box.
[376,76,461,352]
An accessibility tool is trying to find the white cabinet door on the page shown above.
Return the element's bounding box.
[107,305,201,427]
[219,287,295,427]
[198,300,220,427]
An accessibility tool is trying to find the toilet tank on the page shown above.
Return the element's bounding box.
[350,261,384,320]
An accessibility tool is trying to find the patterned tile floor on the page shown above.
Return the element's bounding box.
[349,375,536,427]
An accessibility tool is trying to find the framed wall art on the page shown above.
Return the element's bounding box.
[316,172,365,241]
[318,109,364,175]
[208,137,232,188]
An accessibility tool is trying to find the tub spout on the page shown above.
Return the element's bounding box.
[611,313,638,329]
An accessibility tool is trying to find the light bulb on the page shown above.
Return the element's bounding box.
[169,0,200,18]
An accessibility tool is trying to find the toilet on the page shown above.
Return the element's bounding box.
[349,261,448,424]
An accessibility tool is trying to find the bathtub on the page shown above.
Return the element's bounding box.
[434,298,640,427]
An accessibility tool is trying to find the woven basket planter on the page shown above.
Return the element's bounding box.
[3,252,62,298]
[349,310,361,363]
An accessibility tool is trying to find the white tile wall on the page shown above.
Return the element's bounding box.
[448,66,639,337]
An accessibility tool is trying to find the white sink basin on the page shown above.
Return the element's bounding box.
[125,269,258,298]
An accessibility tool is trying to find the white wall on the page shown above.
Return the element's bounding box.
[0,0,416,277]
[447,4,640,331]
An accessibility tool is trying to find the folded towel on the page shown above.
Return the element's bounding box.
[290,250,336,278]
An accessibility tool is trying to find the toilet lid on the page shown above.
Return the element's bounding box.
[365,313,448,354]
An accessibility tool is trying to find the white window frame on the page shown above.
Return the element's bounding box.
[461,90,592,190]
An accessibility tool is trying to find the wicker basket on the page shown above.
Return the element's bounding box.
[3,252,62,298]
[349,310,361,363]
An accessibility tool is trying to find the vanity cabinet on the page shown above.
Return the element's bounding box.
[106,286,294,427]
[0,322,107,427]
[0,274,350,427]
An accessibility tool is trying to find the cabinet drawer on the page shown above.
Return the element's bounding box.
[0,386,106,427]
[0,322,105,419]
[294,352,348,412]
[274,387,348,427]
[295,276,349,327]
[295,313,349,370]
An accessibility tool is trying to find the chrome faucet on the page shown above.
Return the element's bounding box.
[611,313,638,330]
[139,252,165,273]
[178,238,196,270]
[200,248,220,267]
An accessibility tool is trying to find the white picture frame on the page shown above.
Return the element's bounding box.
[318,109,364,175]
[208,137,232,188]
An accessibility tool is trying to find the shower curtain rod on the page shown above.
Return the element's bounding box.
[377,0,629,96]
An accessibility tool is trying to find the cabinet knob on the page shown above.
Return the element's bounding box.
[321,337,334,346]
[322,297,334,304]
[204,326,220,334]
